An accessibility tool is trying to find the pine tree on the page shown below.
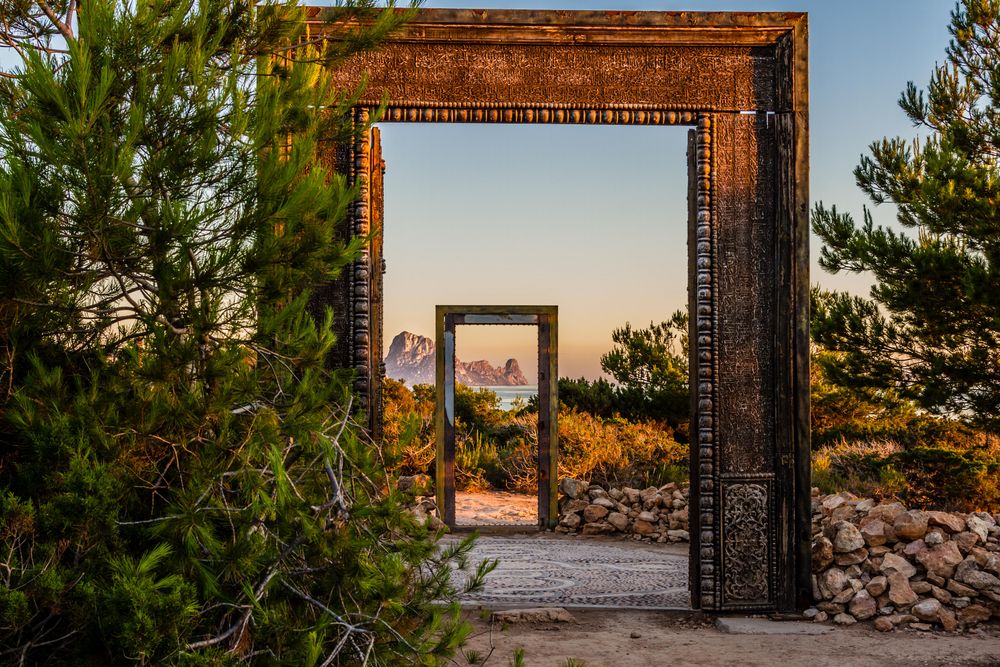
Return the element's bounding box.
[0,1,490,663]
[600,310,689,424]
[811,0,1000,433]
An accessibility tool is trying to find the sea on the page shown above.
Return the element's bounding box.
[469,385,539,411]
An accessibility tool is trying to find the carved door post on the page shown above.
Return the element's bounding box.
[368,128,386,440]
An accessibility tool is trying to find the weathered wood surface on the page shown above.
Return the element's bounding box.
[434,306,559,531]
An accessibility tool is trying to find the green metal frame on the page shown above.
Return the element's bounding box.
[434,305,559,530]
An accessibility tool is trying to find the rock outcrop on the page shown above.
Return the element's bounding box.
[384,331,435,385]
[456,357,528,386]
[384,331,528,386]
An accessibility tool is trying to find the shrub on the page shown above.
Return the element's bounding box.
[0,2,490,662]
[556,410,687,489]
[556,377,618,418]
[811,439,1000,512]
[383,383,688,494]
[455,432,505,492]
[383,378,435,476]
[498,410,687,493]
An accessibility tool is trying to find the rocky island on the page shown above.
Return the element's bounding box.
[384,331,528,387]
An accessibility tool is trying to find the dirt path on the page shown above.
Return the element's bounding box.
[460,609,1000,667]
[456,491,537,526]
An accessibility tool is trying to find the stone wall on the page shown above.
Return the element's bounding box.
[553,478,690,543]
[808,489,1000,632]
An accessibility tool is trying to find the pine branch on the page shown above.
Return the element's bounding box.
[34,1,72,42]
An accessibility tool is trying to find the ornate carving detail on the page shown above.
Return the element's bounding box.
[694,113,718,609]
[351,110,372,404]
[715,114,776,474]
[722,482,771,604]
[379,104,699,125]
[329,42,774,112]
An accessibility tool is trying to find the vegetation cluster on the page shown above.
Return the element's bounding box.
[808,0,1000,512]
[383,312,693,496]
[0,1,489,664]
[385,379,688,494]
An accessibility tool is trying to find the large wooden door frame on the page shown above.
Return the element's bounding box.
[310,9,811,613]
[434,306,558,531]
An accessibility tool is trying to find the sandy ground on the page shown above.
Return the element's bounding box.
[458,609,1000,667]
[456,491,538,526]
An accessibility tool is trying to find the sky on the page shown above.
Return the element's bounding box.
[0,2,952,382]
[379,0,953,381]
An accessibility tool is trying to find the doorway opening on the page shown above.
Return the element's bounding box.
[450,323,540,530]
[318,9,811,612]
[435,306,558,532]
[379,122,692,537]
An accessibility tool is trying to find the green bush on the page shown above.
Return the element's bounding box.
[556,410,687,490]
[455,432,505,492]
[811,440,1000,511]
[531,376,691,436]
[0,2,489,662]
[383,383,688,494]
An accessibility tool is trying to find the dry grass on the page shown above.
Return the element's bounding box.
[499,409,687,493]
[812,436,1000,512]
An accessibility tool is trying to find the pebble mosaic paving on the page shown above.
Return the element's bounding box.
[447,535,690,610]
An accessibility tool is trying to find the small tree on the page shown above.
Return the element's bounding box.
[600,310,689,425]
[0,0,489,663]
[812,0,1000,433]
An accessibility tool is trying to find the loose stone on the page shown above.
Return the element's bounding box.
[866,575,888,597]
[848,590,877,620]
[893,511,929,541]
[874,616,894,632]
[607,511,628,532]
[966,515,991,543]
[911,598,942,622]
[917,540,964,579]
[583,504,610,523]
[880,552,917,579]
[812,536,834,572]
[957,604,992,624]
[559,478,589,500]
[887,571,918,607]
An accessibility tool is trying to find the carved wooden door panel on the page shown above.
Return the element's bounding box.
[687,113,803,612]
[686,128,701,608]
[368,127,386,441]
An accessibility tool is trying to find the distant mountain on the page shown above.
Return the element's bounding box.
[384,332,436,385]
[384,331,528,387]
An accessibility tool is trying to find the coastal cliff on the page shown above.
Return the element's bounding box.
[384,331,528,386]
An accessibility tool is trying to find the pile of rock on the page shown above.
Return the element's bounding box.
[808,490,1000,632]
[404,495,444,530]
[553,478,690,543]
[397,474,445,530]
[554,478,999,632]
